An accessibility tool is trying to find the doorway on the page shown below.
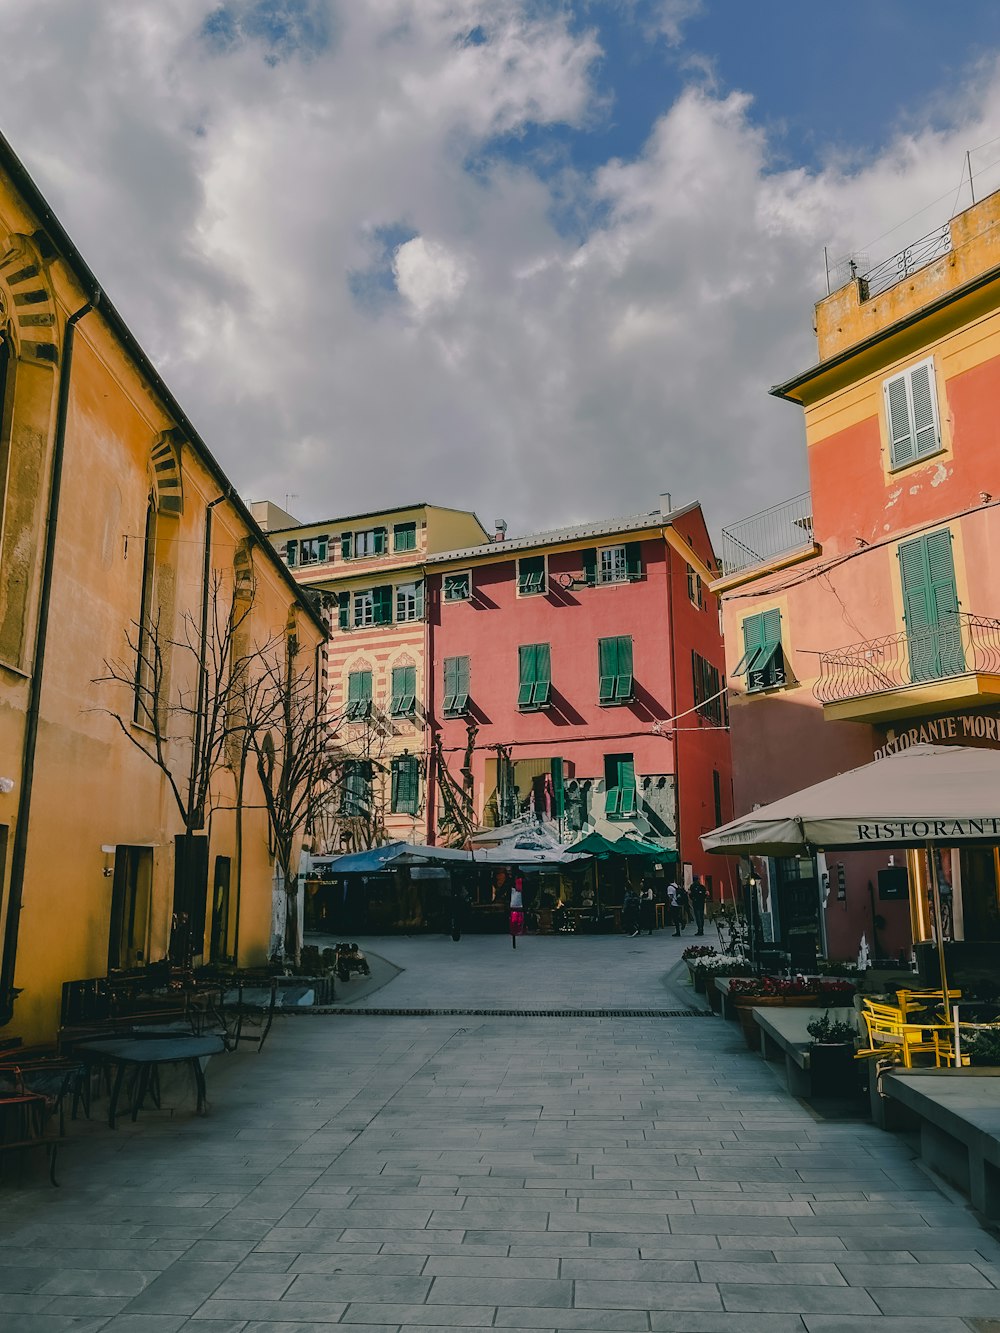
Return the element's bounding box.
[109,846,153,970]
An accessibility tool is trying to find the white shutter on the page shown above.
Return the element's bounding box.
[908,360,939,457]
[884,373,914,466]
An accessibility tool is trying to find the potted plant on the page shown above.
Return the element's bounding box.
[965,1028,1000,1068]
[682,945,720,992]
[807,1010,859,1097]
[702,958,755,1011]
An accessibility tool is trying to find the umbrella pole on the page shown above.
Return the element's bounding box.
[926,841,951,1025]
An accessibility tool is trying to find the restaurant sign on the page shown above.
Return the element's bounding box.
[875,709,1000,760]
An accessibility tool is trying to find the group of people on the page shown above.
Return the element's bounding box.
[622,876,708,938]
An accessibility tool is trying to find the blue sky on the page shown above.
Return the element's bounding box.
[3,1,1000,532]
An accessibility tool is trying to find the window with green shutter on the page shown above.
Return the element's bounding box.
[625,542,643,580]
[898,528,964,682]
[581,548,597,587]
[337,591,350,631]
[551,758,565,819]
[517,643,551,710]
[884,358,941,468]
[373,526,388,555]
[340,532,352,560]
[443,656,470,717]
[390,665,416,717]
[395,580,423,622]
[284,539,298,567]
[340,759,372,816]
[517,555,546,596]
[598,636,633,704]
[733,609,784,692]
[692,650,723,724]
[604,753,637,819]
[345,670,372,720]
[443,571,471,602]
[394,522,417,552]
[391,754,420,814]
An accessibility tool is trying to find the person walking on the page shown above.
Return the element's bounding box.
[509,877,525,949]
[668,881,686,937]
[639,882,656,936]
[689,875,708,936]
[622,888,640,937]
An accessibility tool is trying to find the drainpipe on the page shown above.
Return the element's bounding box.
[664,535,682,876]
[1,293,99,1023]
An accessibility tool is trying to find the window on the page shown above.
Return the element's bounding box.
[340,760,372,816]
[604,754,637,819]
[898,529,964,682]
[394,522,417,552]
[884,358,941,468]
[599,542,642,584]
[134,496,158,726]
[396,581,424,622]
[444,571,471,602]
[391,754,420,814]
[342,527,388,560]
[713,770,723,828]
[443,656,470,716]
[733,609,785,692]
[298,535,328,566]
[353,585,392,627]
[345,670,372,720]
[518,643,551,710]
[517,555,546,596]
[598,636,633,704]
[284,539,297,567]
[108,845,153,970]
[210,856,232,965]
[691,650,723,725]
[687,565,704,608]
[391,664,416,717]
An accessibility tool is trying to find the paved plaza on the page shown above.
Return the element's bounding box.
[2,932,999,1332]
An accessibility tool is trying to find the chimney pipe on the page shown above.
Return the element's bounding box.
[494,518,508,541]
[659,492,672,517]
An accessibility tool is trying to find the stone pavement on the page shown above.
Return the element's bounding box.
[1,933,999,1332]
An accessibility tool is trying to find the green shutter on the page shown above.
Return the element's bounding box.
[551,758,564,818]
[533,642,551,705]
[444,656,469,715]
[341,532,352,560]
[518,644,536,707]
[456,656,470,711]
[373,526,388,554]
[391,665,416,716]
[885,374,914,467]
[900,530,963,682]
[285,539,297,567]
[581,548,597,587]
[338,591,350,631]
[618,757,637,815]
[615,636,633,700]
[316,535,328,562]
[598,637,617,702]
[414,581,425,619]
[733,613,765,676]
[625,542,642,580]
[372,585,393,625]
[394,522,416,552]
[346,670,372,720]
[518,556,545,595]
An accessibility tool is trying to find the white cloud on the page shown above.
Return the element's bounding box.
[1,2,999,540]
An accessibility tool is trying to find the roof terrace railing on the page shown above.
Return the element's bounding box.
[719,492,814,578]
[859,222,952,301]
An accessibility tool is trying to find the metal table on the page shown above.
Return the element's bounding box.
[75,1035,225,1128]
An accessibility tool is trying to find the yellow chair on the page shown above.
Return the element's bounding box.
[857,998,952,1068]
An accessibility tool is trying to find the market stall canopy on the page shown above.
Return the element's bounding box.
[314,840,586,873]
[700,744,1000,857]
[566,831,675,860]
[468,821,564,851]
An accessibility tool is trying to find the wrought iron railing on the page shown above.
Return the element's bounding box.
[859,222,951,300]
[814,613,1000,705]
[720,492,814,578]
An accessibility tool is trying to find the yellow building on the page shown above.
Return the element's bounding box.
[0,130,326,1044]
[254,502,488,848]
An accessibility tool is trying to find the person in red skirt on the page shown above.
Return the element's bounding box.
[509,877,525,949]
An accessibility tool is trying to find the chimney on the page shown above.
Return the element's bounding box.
[659,492,673,517]
[494,518,508,541]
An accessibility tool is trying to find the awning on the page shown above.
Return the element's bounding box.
[701,744,1000,856]
[566,832,677,860]
[314,839,585,872]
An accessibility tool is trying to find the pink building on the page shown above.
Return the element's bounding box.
[424,497,735,897]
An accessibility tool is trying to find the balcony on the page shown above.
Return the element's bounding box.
[814,613,1000,723]
[719,492,816,579]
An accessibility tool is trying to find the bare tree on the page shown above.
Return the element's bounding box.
[433,720,479,847]
[96,573,277,964]
[244,635,343,962]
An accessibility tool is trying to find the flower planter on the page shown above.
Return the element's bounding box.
[809,1042,860,1098]
[692,969,707,994]
[705,974,723,1013]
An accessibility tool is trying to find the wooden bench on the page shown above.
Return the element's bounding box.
[881,1068,1000,1221]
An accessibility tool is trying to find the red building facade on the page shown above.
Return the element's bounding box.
[425,499,735,895]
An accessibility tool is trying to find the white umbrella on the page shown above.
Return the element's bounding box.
[700,744,1000,1017]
